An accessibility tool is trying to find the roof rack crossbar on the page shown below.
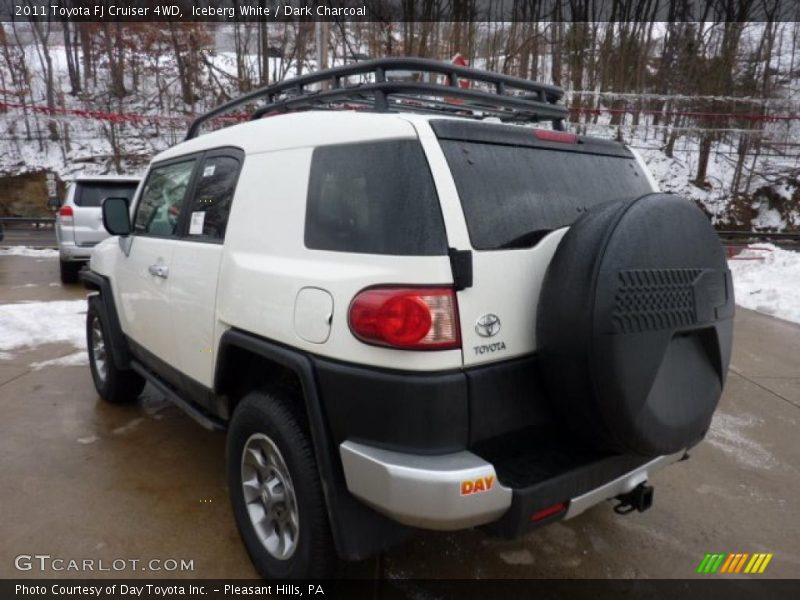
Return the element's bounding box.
[186,57,567,140]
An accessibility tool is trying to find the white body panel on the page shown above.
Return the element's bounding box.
[170,241,224,387]
[411,118,576,366]
[217,147,460,372]
[113,236,178,368]
[70,202,105,247]
[456,231,568,366]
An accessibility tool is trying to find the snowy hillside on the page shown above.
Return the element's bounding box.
[1,22,798,230]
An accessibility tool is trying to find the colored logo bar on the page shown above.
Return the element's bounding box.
[696,553,773,574]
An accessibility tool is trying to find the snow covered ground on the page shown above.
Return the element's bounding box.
[0,298,88,367]
[0,247,59,258]
[728,244,800,325]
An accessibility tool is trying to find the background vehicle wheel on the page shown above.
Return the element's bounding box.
[59,259,81,284]
[86,295,145,404]
[227,390,335,579]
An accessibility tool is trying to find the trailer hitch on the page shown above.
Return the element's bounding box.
[614,482,654,515]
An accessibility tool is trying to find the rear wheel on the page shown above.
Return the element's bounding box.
[227,390,335,579]
[87,296,145,404]
[59,259,81,284]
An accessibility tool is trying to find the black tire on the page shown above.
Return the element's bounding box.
[86,295,145,404]
[227,390,335,579]
[537,193,735,456]
[59,259,81,284]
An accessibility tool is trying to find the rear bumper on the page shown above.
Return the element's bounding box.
[564,451,684,520]
[340,440,685,533]
[340,441,511,530]
[59,240,96,262]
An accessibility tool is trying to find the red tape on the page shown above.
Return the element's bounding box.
[1,100,797,125]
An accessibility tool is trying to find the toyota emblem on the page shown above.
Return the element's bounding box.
[475,314,501,338]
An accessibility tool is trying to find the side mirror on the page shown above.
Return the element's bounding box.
[47,197,62,210]
[102,197,132,236]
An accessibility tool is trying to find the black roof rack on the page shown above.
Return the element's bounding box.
[185,57,568,140]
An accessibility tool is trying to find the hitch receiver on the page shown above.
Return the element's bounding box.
[614,482,654,515]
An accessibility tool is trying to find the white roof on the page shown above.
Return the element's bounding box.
[70,174,141,182]
[154,111,453,163]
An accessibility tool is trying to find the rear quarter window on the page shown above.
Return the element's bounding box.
[305,140,447,256]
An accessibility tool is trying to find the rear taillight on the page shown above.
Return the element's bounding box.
[534,129,578,144]
[348,287,460,350]
[59,206,73,217]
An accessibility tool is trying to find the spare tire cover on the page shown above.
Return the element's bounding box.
[537,193,734,456]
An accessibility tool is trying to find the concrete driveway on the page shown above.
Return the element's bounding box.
[1,253,798,580]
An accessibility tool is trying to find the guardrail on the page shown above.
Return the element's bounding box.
[716,230,800,241]
[0,217,55,226]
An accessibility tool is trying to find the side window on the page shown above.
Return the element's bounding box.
[133,160,196,237]
[186,155,241,240]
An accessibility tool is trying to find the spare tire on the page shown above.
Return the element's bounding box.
[537,193,734,456]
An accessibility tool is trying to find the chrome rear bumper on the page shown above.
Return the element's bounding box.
[564,450,685,519]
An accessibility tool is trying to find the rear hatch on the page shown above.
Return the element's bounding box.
[428,121,675,530]
[72,180,138,246]
[429,120,655,367]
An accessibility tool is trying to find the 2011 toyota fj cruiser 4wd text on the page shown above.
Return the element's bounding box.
[82,59,734,579]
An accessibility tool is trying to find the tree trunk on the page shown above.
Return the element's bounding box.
[29,21,59,140]
[62,21,80,94]
[694,134,713,187]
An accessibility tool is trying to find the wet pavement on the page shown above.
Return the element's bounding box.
[1,253,798,580]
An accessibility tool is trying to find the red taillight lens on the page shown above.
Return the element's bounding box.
[59,206,73,217]
[531,501,568,522]
[349,287,460,350]
[534,129,578,144]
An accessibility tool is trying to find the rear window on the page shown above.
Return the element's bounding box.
[305,140,447,256]
[439,141,653,250]
[75,181,138,207]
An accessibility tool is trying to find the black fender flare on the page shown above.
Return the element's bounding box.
[80,270,133,370]
[215,329,412,561]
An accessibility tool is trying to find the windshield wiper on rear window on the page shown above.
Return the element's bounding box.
[496,228,553,250]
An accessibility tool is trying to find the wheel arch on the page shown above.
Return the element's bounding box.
[214,329,412,561]
[81,270,132,370]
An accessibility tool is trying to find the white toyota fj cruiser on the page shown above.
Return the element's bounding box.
[83,59,734,579]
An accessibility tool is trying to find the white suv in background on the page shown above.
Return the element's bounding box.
[82,59,734,579]
[55,175,140,283]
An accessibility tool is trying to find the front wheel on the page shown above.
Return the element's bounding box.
[227,390,335,579]
[87,295,145,404]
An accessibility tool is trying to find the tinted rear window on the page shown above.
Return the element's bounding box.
[439,141,652,250]
[305,140,447,256]
[75,181,138,207]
